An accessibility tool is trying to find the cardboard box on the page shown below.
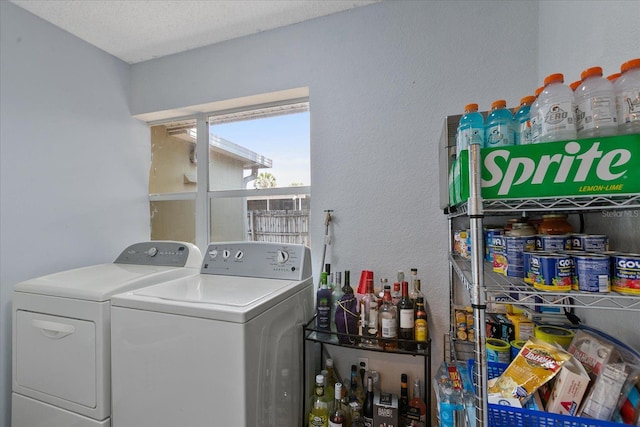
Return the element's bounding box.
[448,135,640,206]
[545,356,590,416]
[374,392,398,427]
[506,313,535,341]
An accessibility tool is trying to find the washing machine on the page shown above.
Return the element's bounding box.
[110,241,314,427]
[11,241,202,427]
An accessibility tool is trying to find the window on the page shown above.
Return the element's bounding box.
[148,97,310,251]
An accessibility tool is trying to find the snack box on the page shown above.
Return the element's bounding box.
[545,356,590,416]
[506,313,535,341]
[374,392,399,427]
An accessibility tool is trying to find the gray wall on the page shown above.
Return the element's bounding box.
[1,0,639,425]
[0,3,149,426]
[130,3,539,413]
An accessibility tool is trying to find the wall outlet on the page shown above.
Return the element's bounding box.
[358,357,368,372]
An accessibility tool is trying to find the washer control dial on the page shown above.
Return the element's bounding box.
[146,247,158,257]
[277,250,289,264]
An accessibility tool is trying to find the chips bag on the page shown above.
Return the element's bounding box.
[488,336,572,401]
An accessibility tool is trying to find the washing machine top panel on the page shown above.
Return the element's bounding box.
[13,241,202,302]
[14,263,201,302]
[111,274,313,323]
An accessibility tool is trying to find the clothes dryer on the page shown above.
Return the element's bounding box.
[12,241,202,427]
[110,242,314,427]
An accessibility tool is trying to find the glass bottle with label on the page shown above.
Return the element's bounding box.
[309,374,329,427]
[379,284,398,350]
[349,364,364,405]
[406,378,427,427]
[331,272,343,332]
[391,281,401,305]
[414,297,428,351]
[329,383,347,427]
[399,373,409,425]
[316,272,332,334]
[409,269,419,301]
[359,279,379,348]
[325,358,337,402]
[397,281,415,351]
[362,376,374,427]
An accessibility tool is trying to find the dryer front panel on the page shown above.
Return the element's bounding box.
[15,310,97,408]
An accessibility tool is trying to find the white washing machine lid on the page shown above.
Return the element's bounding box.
[14,263,200,302]
[111,274,313,323]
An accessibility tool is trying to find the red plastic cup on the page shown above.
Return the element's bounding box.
[357,270,374,294]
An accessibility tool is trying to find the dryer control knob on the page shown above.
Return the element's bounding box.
[146,247,158,257]
[277,250,289,264]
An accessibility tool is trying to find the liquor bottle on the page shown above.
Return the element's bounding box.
[339,381,352,426]
[332,271,343,331]
[316,272,332,334]
[378,277,388,300]
[391,281,401,305]
[409,268,418,300]
[397,281,415,350]
[361,376,374,427]
[412,279,424,305]
[359,278,378,348]
[399,374,409,425]
[325,358,336,402]
[406,378,427,427]
[414,296,428,351]
[379,284,398,350]
[329,382,347,427]
[349,401,362,427]
[396,271,404,289]
[348,364,364,405]
[309,374,330,427]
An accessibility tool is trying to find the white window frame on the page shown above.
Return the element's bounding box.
[148,98,311,253]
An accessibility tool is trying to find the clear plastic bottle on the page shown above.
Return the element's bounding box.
[607,73,621,83]
[569,80,582,92]
[614,58,640,135]
[485,99,514,147]
[456,103,484,155]
[575,66,618,138]
[513,95,536,145]
[529,86,545,143]
[537,73,577,142]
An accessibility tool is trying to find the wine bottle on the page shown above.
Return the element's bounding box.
[308,374,330,427]
[414,296,428,351]
[379,284,398,350]
[361,376,374,427]
[399,373,409,424]
[397,281,414,350]
[329,383,347,427]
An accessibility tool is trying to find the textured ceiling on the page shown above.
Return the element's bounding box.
[10,0,379,64]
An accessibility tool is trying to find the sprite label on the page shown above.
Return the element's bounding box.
[450,134,640,203]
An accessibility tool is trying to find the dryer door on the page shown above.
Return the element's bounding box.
[15,310,97,408]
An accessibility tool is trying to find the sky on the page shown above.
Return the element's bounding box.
[210,111,310,188]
